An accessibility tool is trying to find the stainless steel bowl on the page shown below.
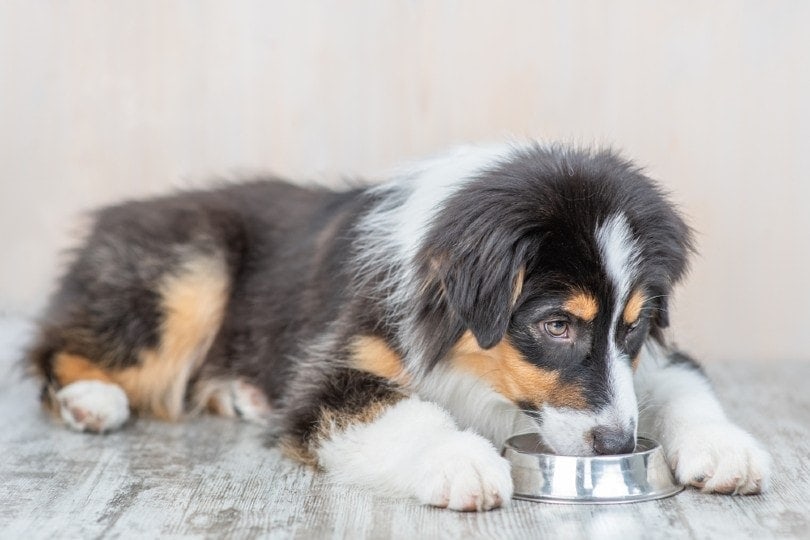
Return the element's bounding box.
[503,433,683,504]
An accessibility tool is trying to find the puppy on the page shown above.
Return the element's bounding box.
[28,143,770,511]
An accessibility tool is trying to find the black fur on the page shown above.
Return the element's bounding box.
[28,144,696,457]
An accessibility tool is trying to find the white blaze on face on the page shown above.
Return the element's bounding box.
[594,213,641,438]
[538,214,641,455]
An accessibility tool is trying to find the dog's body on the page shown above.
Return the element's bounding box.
[29,143,770,510]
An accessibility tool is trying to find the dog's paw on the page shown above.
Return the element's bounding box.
[415,431,513,511]
[56,380,130,433]
[667,421,771,494]
[231,380,272,422]
[206,379,272,423]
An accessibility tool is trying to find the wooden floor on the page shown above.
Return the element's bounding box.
[1,316,808,539]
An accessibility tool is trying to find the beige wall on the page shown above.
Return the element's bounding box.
[1,1,808,363]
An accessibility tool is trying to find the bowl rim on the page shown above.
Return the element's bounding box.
[503,433,660,460]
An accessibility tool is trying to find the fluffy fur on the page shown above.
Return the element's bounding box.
[27,142,770,510]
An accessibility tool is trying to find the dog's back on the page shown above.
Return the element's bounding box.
[29,179,368,426]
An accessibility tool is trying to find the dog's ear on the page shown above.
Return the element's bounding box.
[435,241,529,350]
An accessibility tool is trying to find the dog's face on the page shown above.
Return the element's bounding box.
[418,147,692,455]
[502,213,663,455]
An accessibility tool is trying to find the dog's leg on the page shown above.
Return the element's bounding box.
[32,254,230,432]
[635,341,771,494]
[315,395,512,511]
[281,360,512,512]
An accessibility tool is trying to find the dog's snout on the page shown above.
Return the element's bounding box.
[591,425,635,455]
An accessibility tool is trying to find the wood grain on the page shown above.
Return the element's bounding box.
[0,316,808,539]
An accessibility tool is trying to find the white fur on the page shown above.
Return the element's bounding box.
[56,380,130,433]
[635,341,771,494]
[607,344,639,437]
[595,213,640,300]
[599,215,641,440]
[380,144,517,265]
[417,364,536,449]
[316,397,513,511]
[539,406,608,455]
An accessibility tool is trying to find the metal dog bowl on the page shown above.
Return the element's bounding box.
[503,433,683,504]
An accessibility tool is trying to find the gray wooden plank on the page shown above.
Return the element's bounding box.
[1,316,808,539]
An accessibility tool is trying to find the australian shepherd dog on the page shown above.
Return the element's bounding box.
[28,143,769,510]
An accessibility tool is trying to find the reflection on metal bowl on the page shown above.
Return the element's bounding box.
[503,433,683,504]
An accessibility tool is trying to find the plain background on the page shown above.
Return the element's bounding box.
[1,1,808,363]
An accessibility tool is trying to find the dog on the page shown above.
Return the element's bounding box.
[28,143,770,511]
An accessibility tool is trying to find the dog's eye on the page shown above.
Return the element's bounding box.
[544,320,570,338]
[626,320,640,333]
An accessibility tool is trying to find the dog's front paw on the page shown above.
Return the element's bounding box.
[415,431,513,511]
[667,421,771,494]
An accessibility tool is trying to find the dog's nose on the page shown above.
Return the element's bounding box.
[591,425,636,455]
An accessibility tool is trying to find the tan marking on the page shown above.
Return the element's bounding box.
[350,336,410,384]
[631,355,641,371]
[53,353,114,386]
[563,292,599,322]
[623,289,646,325]
[449,331,587,409]
[114,256,229,420]
[511,266,526,307]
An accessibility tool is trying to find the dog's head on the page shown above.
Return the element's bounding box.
[416,145,693,455]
